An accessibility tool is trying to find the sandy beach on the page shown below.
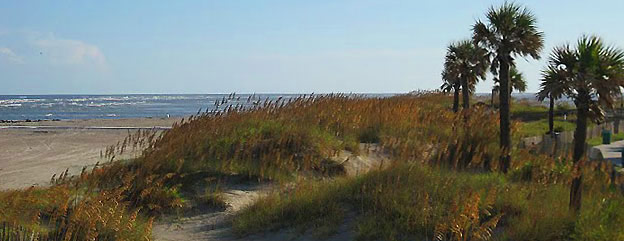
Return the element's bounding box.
[0,118,180,190]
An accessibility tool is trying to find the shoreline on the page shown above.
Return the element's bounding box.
[0,117,182,127]
[0,125,172,130]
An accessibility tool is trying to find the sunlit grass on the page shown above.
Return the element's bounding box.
[1,93,623,241]
[517,119,576,137]
[235,158,624,241]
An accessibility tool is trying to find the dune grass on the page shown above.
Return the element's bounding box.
[233,164,506,240]
[1,93,623,241]
[0,174,155,241]
[234,157,624,241]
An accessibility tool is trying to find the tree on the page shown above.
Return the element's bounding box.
[547,35,624,212]
[537,66,568,136]
[443,40,489,110]
[441,67,461,113]
[473,2,544,173]
[493,67,527,94]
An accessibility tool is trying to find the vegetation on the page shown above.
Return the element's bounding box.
[517,118,575,137]
[0,93,502,240]
[587,132,624,147]
[441,53,462,112]
[493,66,528,94]
[538,65,569,136]
[443,40,489,110]
[1,92,624,240]
[0,169,155,241]
[473,2,544,173]
[2,2,624,241]
[235,153,624,241]
[234,164,505,240]
[544,35,624,212]
[440,67,461,112]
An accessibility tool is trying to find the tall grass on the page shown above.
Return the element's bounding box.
[234,159,624,241]
[0,171,153,241]
[105,92,503,182]
[2,92,622,240]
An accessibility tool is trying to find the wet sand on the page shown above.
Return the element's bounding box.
[0,118,180,190]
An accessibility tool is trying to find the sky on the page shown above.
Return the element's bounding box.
[1,0,624,95]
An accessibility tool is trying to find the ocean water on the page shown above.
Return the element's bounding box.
[0,94,395,121]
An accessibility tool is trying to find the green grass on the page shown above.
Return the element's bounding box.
[233,164,507,240]
[3,93,624,241]
[587,132,624,146]
[511,102,549,115]
[517,119,576,137]
[234,160,624,241]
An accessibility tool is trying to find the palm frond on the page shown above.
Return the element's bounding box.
[544,35,624,122]
[473,1,544,75]
[442,40,490,94]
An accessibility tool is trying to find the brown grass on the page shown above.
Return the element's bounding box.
[2,92,623,240]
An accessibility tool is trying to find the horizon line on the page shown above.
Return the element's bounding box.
[0,92,540,96]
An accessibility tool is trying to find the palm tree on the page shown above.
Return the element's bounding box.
[537,66,568,136]
[492,67,527,106]
[548,35,624,212]
[493,67,527,94]
[473,2,544,173]
[444,40,489,110]
[441,67,461,113]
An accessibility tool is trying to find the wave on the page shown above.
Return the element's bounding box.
[0,99,46,104]
[0,94,346,120]
[0,103,22,107]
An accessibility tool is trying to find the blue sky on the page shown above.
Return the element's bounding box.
[1,0,623,94]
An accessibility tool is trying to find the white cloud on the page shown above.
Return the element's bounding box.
[0,47,24,64]
[32,34,107,70]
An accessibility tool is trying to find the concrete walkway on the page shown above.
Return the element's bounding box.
[592,140,624,166]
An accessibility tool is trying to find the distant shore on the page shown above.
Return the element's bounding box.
[0,117,181,190]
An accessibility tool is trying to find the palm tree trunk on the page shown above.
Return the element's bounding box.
[570,99,588,213]
[550,95,558,156]
[549,95,555,136]
[499,58,512,173]
[461,77,470,110]
[453,85,460,113]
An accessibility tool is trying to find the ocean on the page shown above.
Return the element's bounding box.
[0,94,397,121]
[0,93,551,121]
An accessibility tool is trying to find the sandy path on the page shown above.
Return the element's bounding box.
[153,183,273,241]
[153,183,356,241]
[332,143,392,176]
[152,144,387,241]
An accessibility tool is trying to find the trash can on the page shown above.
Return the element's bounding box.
[602,129,612,144]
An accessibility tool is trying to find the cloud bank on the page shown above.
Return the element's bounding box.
[0,47,23,63]
[32,34,107,70]
[0,30,108,71]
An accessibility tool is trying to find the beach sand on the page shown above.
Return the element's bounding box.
[0,117,180,128]
[0,118,180,190]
